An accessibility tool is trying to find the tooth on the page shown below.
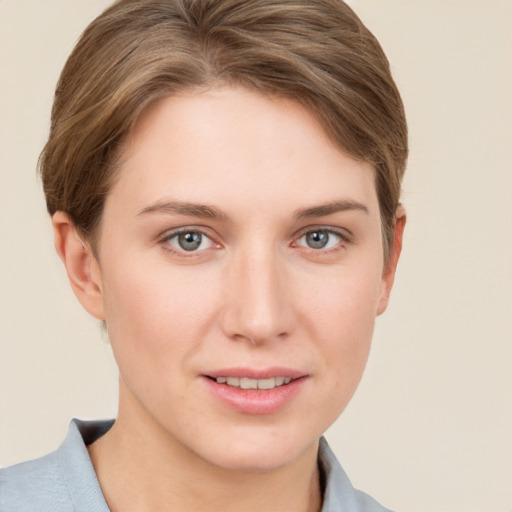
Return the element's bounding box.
[240,378,258,389]
[257,378,276,389]
[218,376,294,389]
[226,377,240,387]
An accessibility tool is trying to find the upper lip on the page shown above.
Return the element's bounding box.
[204,367,307,380]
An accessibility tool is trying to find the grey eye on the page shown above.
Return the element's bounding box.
[178,231,202,251]
[299,230,341,250]
[305,231,328,249]
[167,230,213,252]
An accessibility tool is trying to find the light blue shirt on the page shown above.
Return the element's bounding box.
[0,419,393,511]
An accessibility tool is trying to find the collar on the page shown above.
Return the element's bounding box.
[65,419,391,512]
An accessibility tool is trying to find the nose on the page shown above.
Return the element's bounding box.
[219,246,295,345]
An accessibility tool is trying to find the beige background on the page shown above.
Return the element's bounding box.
[1,1,511,511]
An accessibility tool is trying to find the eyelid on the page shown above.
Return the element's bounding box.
[292,225,354,244]
[155,224,353,257]
[157,226,221,255]
[290,226,354,257]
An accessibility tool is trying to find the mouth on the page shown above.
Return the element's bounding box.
[202,368,307,414]
[208,376,293,390]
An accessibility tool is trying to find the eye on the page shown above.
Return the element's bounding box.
[296,229,344,250]
[165,230,214,252]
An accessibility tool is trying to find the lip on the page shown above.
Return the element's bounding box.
[202,367,308,415]
[205,367,306,380]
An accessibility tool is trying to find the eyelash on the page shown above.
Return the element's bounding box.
[158,226,353,257]
[292,227,353,254]
[159,228,218,257]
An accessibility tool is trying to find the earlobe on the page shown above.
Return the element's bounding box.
[377,207,406,316]
[52,211,106,320]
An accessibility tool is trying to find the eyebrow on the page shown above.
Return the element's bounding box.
[138,198,368,222]
[138,201,228,221]
[294,199,369,220]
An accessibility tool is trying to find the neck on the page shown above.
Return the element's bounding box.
[87,394,322,512]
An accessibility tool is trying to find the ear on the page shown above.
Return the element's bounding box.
[52,211,106,320]
[377,207,406,316]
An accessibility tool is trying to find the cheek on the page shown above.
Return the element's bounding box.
[302,258,383,330]
[100,255,221,365]
[300,262,383,375]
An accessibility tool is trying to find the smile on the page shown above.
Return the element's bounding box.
[204,367,307,413]
[213,376,293,390]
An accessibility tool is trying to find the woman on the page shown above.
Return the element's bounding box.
[0,1,407,511]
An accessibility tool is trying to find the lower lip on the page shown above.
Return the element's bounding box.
[203,376,307,415]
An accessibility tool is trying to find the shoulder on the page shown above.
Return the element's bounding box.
[0,450,73,512]
[319,437,394,512]
[0,419,113,512]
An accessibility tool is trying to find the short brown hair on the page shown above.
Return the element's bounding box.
[40,0,407,256]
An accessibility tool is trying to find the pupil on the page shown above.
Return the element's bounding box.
[307,231,328,249]
[178,232,202,251]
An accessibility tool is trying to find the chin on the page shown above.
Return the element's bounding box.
[194,428,320,473]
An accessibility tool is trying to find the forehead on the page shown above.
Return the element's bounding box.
[110,86,379,218]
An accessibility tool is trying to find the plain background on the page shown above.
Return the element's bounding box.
[1,1,511,511]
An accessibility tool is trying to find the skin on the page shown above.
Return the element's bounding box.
[53,86,405,512]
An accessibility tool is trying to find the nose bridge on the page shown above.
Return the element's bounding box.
[221,242,293,344]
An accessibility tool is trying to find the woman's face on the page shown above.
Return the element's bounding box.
[86,86,397,471]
